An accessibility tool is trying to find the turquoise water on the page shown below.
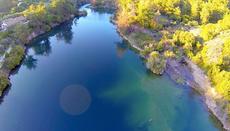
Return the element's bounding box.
[0,7,221,131]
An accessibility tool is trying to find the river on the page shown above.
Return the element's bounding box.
[0,6,222,131]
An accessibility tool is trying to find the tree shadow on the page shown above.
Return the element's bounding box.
[23,55,37,70]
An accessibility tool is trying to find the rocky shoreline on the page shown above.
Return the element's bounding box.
[117,27,230,131]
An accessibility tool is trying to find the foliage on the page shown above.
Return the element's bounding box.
[0,74,9,95]
[116,0,230,114]
[116,0,137,28]
[208,66,230,100]
[200,23,219,41]
[192,37,230,101]
[12,24,31,44]
[135,0,155,28]
[0,31,12,40]
[201,14,230,41]
[146,51,166,75]
[141,43,155,56]
[0,0,78,96]
[221,39,230,70]
[91,0,116,9]
[4,45,25,70]
[117,0,230,28]
[173,30,196,52]
[164,50,176,58]
[23,0,76,31]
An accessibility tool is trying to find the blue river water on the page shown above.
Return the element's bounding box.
[0,7,222,131]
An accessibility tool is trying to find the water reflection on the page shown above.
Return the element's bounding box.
[56,21,74,44]
[32,39,52,56]
[23,55,37,70]
[116,41,128,58]
[91,7,115,14]
[22,20,76,70]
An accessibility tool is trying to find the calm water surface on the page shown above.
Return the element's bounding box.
[0,7,222,131]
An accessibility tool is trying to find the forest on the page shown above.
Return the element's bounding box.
[116,0,230,119]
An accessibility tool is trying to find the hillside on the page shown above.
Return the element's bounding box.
[115,0,230,129]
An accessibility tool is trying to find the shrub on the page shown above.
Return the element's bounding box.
[23,0,76,32]
[141,43,154,56]
[4,45,25,70]
[208,66,230,100]
[200,24,219,41]
[200,14,230,41]
[173,30,196,51]
[164,50,176,58]
[0,74,9,95]
[220,38,230,70]
[12,24,31,44]
[146,51,166,75]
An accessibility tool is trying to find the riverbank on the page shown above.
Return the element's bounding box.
[0,6,221,130]
[0,1,228,130]
[0,1,87,97]
[116,25,230,130]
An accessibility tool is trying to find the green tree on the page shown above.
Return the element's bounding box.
[0,74,9,95]
[4,45,25,70]
[173,30,196,51]
[146,51,166,75]
[135,0,155,28]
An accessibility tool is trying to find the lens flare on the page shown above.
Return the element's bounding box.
[60,85,91,116]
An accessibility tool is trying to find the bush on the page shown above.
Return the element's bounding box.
[201,14,230,41]
[220,38,230,70]
[146,51,166,75]
[200,24,219,41]
[12,24,31,44]
[208,66,230,100]
[173,30,196,51]
[23,0,76,32]
[0,74,9,95]
[141,43,154,56]
[4,45,25,70]
[164,50,176,58]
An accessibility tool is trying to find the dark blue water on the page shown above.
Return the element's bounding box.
[0,7,221,131]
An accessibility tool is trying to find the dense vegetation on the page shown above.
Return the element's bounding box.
[0,74,9,95]
[116,0,230,117]
[147,51,166,75]
[91,0,116,10]
[117,0,229,28]
[0,0,77,44]
[22,0,76,32]
[4,45,25,70]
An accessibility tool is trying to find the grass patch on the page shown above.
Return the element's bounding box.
[129,32,153,48]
